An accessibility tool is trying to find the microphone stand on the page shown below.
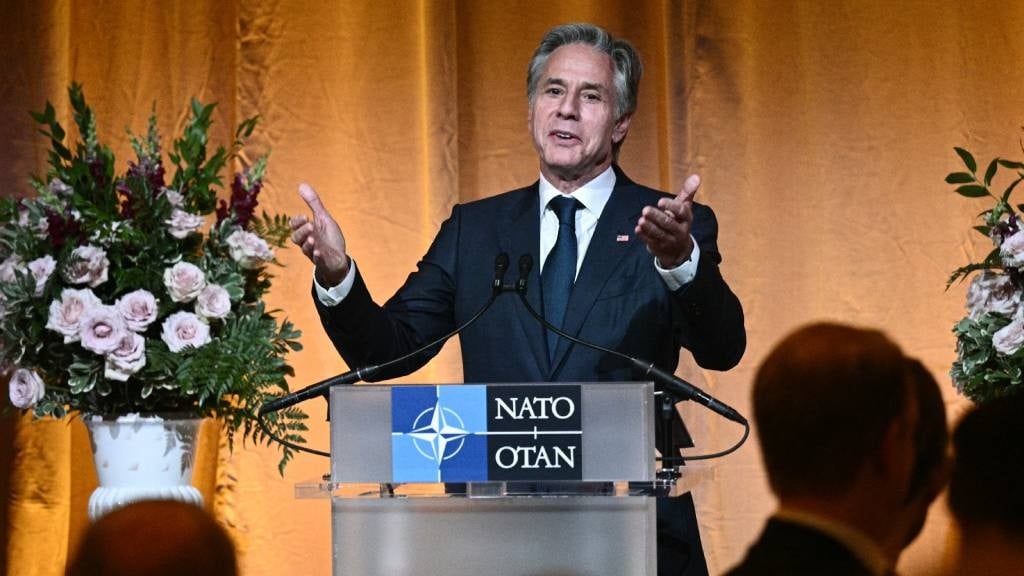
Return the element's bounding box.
[510,254,748,477]
[256,254,514,458]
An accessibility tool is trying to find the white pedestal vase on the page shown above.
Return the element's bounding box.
[84,413,203,521]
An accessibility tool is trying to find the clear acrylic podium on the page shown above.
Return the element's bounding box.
[297,382,666,576]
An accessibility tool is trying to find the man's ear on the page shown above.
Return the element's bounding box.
[612,113,632,144]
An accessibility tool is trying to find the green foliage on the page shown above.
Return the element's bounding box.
[946,144,1024,404]
[0,85,305,472]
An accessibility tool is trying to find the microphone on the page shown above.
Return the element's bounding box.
[260,253,513,415]
[515,254,747,425]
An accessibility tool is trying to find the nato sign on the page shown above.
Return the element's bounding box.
[391,385,583,482]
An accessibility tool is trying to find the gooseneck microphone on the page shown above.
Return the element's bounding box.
[259,253,513,416]
[515,254,747,425]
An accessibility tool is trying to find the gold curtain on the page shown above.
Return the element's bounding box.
[3,1,1021,574]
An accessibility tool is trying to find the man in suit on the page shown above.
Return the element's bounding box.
[725,323,950,576]
[291,23,745,576]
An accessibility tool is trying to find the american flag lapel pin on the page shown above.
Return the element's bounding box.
[616,234,629,243]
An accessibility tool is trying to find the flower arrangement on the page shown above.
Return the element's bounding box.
[0,84,307,471]
[947,145,1024,403]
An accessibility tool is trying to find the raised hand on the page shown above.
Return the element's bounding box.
[635,173,699,268]
[290,183,350,287]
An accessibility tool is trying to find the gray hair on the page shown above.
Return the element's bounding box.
[526,23,643,121]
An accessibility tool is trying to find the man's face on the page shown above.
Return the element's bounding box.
[529,43,631,187]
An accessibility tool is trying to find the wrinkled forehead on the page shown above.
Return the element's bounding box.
[539,43,616,89]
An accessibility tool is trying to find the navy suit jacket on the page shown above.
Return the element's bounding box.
[315,167,745,438]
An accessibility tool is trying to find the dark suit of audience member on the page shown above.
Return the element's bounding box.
[67,499,238,576]
[290,23,746,576]
[947,392,1024,576]
[725,323,949,576]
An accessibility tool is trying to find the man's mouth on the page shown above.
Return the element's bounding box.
[550,130,578,141]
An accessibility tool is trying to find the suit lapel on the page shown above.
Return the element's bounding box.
[550,176,646,374]
[499,184,550,375]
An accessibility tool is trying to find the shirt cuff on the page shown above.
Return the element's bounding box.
[314,260,358,306]
[655,236,700,291]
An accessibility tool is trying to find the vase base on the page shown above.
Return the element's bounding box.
[88,485,203,521]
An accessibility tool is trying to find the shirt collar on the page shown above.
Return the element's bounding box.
[538,166,616,217]
[774,507,893,576]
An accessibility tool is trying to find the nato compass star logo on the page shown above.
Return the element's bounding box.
[391,385,488,482]
[409,401,469,463]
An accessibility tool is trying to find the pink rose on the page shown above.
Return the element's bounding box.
[993,317,1024,356]
[163,262,206,303]
[165,209,205,239]
[966,272,1019,319]
[195,284,231,320]
[105,332,147,381]
[46,288,102,343]
[79,305,128,355]
[64,245,109,287]
[9,368,45,409]
[0,254,24,284]
[27,255,57,297]
[161,311,211,352]
[225,230,274,269]
[116,289,159,332]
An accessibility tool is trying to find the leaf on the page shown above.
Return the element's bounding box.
[945,172,975,184]
[1002,177,1023,203]
[984,158,999,186]
[998,159,1024,170]
[955,147,977,173]
[973,225,992,236]
[955,184,989,198]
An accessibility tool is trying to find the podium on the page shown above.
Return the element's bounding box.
[298,382,665,576]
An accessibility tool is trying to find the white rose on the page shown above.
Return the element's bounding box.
[45,288,102,343]
[64,245,109,287]
[967,272,1019,319]
[79,305,128,355]
[195,284,231,320]
[165,209,205,239]
[0,254,24,284]
[9,368,45,409]
[161,311,211,352]
[104,332,147,382]
[225,230,274,269]
[163,262,207,303]
[27,255,57,297]
[116,289,159,332]
[47,178,73,197]
[993,317,1024,356]
[162,188,184,207]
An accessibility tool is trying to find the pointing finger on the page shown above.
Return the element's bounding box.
[298,183,328,215]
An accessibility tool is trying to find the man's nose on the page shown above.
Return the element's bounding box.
[556,95,579,119]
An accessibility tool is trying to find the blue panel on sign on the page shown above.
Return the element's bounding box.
[392,385,489,482]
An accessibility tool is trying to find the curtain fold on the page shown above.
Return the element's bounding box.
[5,1,1023,574]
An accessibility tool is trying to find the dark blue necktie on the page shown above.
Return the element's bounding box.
[542,195,581,362]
